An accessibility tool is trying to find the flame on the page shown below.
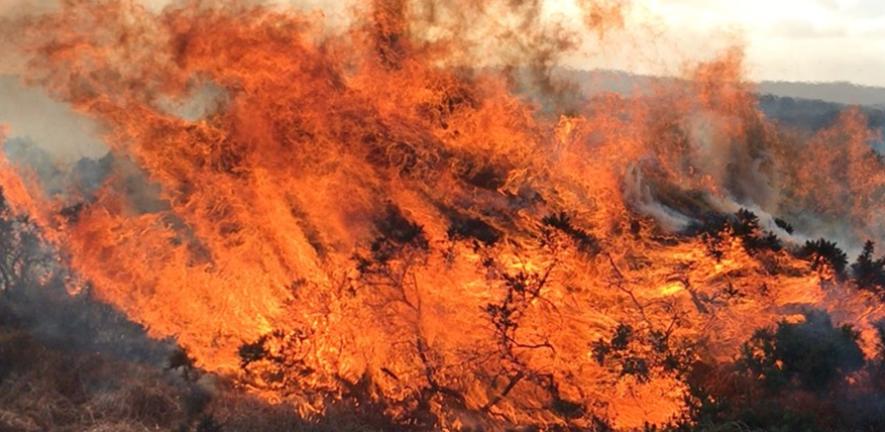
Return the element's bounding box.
[0,0,883,429]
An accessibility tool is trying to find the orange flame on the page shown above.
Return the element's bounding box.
[0,1,883,429]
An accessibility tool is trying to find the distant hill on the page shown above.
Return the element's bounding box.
[758,81,885,108]
[554,68,885,108]
[757,94,885,153]
[547,69,885,154]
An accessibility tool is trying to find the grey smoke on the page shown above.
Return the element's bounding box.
[0,76,108,163]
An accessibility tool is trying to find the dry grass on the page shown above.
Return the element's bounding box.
[0,327,190,431]
[0,326,388,432]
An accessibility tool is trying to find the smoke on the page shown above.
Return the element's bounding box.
[0,1,882,429]
[0,274,178,364]
[0,76,107,163]
[155,81,227,122]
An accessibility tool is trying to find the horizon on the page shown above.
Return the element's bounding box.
[548,0,885,87]
[2,0,885,86]
[0,2,883,431]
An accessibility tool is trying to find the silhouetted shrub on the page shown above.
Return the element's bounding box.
[774,217,795,234]
[734,209,783,253]
[852,241,885,294]
[238,336,269,368]
[446,215,500,245]
[798,238,849,276]
[739,310,864,391]
[691,209,784,256]
[365,205,429,265]
[541,212,600,254]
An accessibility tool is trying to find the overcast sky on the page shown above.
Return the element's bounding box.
[640,0,885,86]
[531,0,885,86]
[0,0,883,164]
[2,0,884,86]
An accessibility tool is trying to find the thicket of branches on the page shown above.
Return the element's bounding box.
[2,184,885,431]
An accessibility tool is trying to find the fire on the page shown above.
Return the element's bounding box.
[0,0,883,430]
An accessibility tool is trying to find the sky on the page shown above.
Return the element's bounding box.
[641,0,885,86]
[538,0,885,86]
[1,0,883,84]
[0,0,882,166]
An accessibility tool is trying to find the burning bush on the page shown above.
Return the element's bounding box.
[852,241,885,296]
[675,311,885,432]
[739,310,864,391]
[0,0,882,430]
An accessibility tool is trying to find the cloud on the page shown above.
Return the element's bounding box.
[771,20,848,39]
